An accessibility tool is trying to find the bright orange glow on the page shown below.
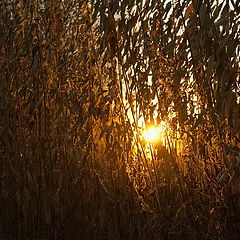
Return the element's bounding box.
[142,121,167,142]
[143,127,159,141]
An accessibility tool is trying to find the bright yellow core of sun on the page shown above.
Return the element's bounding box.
[143,126,160,142]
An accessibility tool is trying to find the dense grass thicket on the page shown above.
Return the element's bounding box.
[0,0,239,239]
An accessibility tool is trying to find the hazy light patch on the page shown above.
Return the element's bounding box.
[143,127,159,141]
[142,121,168,143]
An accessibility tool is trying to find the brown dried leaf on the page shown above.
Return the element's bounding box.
[184,4,195,20]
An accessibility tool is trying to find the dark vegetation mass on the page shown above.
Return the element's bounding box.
[0,0,239,239]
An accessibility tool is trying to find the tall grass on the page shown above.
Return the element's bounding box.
[0,0,239,239]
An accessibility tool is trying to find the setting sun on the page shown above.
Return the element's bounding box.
[142,122,167,142]
[143,127,159,141]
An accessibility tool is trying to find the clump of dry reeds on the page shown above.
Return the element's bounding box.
[0,0,239,239]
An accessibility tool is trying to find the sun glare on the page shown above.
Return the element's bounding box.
[142,122,167,142]
[143,127,159,141]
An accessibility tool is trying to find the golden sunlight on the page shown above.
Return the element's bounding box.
[143,127,159,141]
[142,121,167,143]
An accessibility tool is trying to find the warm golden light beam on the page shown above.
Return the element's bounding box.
[143,126,160,142]
[142,121,167,143]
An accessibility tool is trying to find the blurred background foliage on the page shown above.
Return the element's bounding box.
[0,0,239,239]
